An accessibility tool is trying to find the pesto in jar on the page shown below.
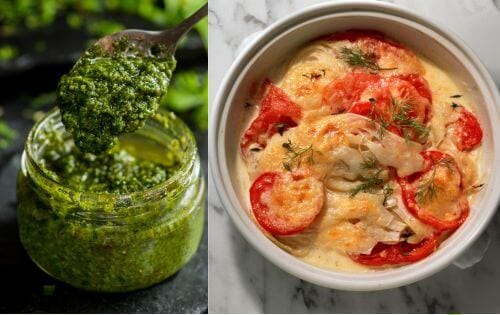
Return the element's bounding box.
[56,37,176,154]
[18,34,204,293]
[37,123,178,194]
[17,110,205,292]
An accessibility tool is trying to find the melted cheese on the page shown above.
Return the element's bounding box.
[314,192,405,254]
[237,34,482,272]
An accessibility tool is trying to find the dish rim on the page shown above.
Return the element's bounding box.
[209,0,500,291]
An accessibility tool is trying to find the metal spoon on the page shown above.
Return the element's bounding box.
[95,3,208,57]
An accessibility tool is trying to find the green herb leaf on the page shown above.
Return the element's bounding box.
[360,157,378,170]
[372,97,430,142]
[281,139,315,171]
[350,169,384,197]
[339,46,397,72]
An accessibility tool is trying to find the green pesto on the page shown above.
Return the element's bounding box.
[37,126,177,194]
[17,111,205,292]
[17,174,205,292]
[56,37,176,154]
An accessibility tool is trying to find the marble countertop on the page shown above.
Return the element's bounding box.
[208,0,500,313]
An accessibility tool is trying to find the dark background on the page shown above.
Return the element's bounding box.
[0,1,208,313]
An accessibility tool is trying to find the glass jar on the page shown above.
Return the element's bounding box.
[17,109,205,292]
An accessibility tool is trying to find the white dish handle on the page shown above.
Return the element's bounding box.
[452,229,491,269]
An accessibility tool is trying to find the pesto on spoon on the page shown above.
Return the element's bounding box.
[56,3,207,154]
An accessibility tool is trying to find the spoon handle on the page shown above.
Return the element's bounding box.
[160,3,208,47]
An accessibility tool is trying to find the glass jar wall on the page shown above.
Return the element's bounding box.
[17,109,205,292]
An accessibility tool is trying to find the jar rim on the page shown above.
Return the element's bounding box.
[24,108,198,209]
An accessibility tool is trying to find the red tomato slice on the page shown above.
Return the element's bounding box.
[249,172,324,236]
[325,73,431,142]
[321,29,423,75]
[395,74,433,103]
[241,80,302,155]
[447,106,483,151]
[351,234,439,266]
[397,150,469,231]
[322,72,381,114]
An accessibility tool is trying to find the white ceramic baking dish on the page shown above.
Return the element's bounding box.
[209,0,500,291]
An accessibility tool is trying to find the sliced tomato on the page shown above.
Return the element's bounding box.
[322,72,382,114]
[321,29,423,75]
[241,80,302,155]
[395,74,433,103]
[447,106,483,151]
[325,73,431,142]
[249,172,324,236]
[348,101,403,136]
[351,234,439,266]
[397,150,469,231]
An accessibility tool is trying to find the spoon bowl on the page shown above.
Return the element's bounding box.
[96,3,207,57]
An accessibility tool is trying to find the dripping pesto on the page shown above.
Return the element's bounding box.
[56,37,176,154]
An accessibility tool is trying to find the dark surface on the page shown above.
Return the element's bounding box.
[0,42,208,314]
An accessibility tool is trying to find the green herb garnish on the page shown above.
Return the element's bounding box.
[339,46,397,73]
[415,157,453,204]
[371,98,430,142]
[415,167,439,204]
[450,94,462,98]
[281,139,315,171]
[360,157,378,170]
[350,169,384,197]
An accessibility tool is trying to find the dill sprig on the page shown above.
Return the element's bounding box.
[415,157,453,204]
[392,101,430,142]
[371,98,430,142]
[281,139,315,171]
[415,167,439,204]
[350,169,384,197]
[360,156,378,170]
[339,46,397,73]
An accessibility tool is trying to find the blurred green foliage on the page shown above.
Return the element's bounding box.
[161,70,208,130]
[0,0,207,41]
[0,0,207,148]
[0,44,17,61]
[0,120,17,149]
